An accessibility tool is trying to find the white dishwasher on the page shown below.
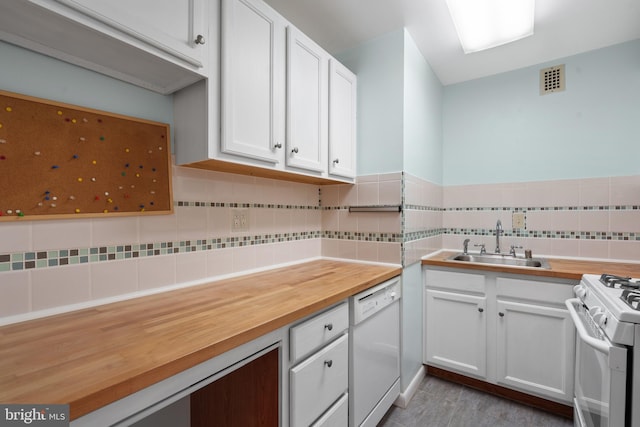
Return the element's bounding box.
[349,277,401,427]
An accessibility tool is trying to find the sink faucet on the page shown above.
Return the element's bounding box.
[495,220,503,253]
[463,238,470,254]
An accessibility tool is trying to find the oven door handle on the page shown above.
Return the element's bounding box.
[565,298,611,355]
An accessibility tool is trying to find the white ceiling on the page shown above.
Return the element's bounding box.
[262,0,640,85]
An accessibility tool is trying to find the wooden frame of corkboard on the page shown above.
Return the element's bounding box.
[0,90,173,221]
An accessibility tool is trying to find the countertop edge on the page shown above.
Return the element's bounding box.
[422,251,640,280]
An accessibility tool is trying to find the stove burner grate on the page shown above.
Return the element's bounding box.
[600,274,640,290]
[621,289,640,311]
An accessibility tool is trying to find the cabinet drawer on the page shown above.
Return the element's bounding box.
[311,392,348,427]
[290,334,348,427]
[290,302,348,362]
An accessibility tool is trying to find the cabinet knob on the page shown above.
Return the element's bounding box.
[324,360,333,368]
[291,147,299,154]
[194,34,205,45]
[478,308,484,313]
[274,142,282,149]
[324,323,333,331]
[499,312,505,317]
[332,158,340,164]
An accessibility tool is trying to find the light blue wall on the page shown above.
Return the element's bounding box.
[400,261,423,392]
[0,42,174,148]
[443,39,640,186]
[336,30,405,175]
[403,30,443,184]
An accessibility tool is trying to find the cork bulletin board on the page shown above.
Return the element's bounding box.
[0,90,173,221]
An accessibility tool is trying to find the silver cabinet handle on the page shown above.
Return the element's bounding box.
[291,147,299,154]
[324,360,333,368]
[324,323,333,331]
[194,34,205,45]
[274,142,282,149]
[332,158,340,164]
[478,308,484,313]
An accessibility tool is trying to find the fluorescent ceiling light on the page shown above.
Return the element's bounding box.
[446,0,535,54]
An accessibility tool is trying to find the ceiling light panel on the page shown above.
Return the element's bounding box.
[446,0,535,54]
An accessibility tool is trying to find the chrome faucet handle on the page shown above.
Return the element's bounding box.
[463,238,471,254]
[474,243,486,254]
[509,245,523,257]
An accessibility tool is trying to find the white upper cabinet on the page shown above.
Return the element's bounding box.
[328,60,357,179]
[285,26,328,174]
[54,0,207,68]
[174,0,357,184]
[221,0,286,165]
[0,0,209,94]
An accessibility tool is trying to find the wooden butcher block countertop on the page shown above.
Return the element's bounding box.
[0,259,401,420]
[423,251,640,280]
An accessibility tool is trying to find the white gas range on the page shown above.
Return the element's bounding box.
[567,273,640,427]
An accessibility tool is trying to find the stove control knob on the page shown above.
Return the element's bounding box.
[589,307,603,317]
[574,284,587,299]
[594,311,608,327]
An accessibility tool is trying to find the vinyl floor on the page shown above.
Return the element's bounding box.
[379,375,574,427]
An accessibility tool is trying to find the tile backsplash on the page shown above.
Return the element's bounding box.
[2,167,639,321]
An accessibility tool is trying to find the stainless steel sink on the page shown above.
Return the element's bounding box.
[447,253,550,269]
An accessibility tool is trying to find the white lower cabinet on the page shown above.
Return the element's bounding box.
[424,268,576,404]
[495,277,575,403]
[425,289,487,379]
[289,303,349,427]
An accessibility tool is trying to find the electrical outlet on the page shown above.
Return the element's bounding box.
[231,208,249,232]
[512,212,526,229]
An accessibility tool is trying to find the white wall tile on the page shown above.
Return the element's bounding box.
[138,255,176,290]
[175,251,207,283]
[357,182,378,205]
[139,212,177,243]
[610,175,640,205]
[232,245,256,272]
[610,240,640,262]
[33,219,92,250]
[0,222,32,253]
[610,210,640,233]
[379,180,401,205]
[356,241,378,262]
[92,216,139,246]
[177,206,208,240]
[579,210,609,232]
[580,177,610,206]
[91,260,137,299]
[32,265,91,310]
[579,240,610,260]
[206,248,234,277]
[0,270,30,317]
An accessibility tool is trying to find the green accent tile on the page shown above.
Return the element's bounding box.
[0,263,10,272]
[90,255,99,262]
[11,253,24,262]
[36,259,47,268]
[48,250,59,259]
[79,248,89,256]
[70,257,80,265]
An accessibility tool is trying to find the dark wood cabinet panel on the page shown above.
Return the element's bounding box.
[191,348,279,427]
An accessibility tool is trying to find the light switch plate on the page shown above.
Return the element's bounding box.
[231,208,249,232]
[512,212,525,229]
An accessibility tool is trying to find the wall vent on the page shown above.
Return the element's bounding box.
[540,64,565,95]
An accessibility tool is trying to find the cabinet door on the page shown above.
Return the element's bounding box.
[285,26,328,173]
[54,0,207,67]
[496,300,575,403]
[221,0,285,164]
[328,60,356,179]
[425,289,487,379]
